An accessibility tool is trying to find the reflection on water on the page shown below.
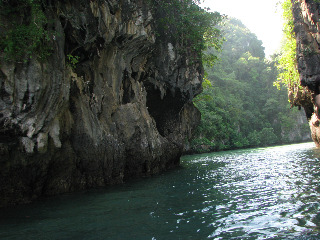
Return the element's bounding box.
[1,142,320,239]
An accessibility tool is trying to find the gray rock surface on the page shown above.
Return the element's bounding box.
[0,0,202,206]
[292,0,320,146]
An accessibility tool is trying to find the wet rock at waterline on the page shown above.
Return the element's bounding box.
[0,0,201,206]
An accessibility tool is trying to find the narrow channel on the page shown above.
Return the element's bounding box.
[1,142,320,239]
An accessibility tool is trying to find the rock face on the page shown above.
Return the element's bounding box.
[0,0,202,206]
[292,0,320,146]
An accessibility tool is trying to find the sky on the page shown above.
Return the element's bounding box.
[200,0,284,57]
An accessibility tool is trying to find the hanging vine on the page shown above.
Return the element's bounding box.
[274,0,310,108]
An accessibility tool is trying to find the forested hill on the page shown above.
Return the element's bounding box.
[188,18,311,153]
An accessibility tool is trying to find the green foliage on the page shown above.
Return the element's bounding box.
[247,130,261,147]
[190,17,310,154]
[193,74,213,103]
[67,54,80,69]
[274,0,302,107]
[0,0,52,62]
[152,0,224,66]
[259,128,278,146]
[202,74,212,89]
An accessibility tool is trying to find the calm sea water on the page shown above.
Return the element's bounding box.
[1,142,320,240]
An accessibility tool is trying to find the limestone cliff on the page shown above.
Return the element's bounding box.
[292,0,320,146]
[0,0,202,206]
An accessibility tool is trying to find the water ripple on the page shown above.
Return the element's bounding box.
[1,142,320,239]
[182,142,320,239]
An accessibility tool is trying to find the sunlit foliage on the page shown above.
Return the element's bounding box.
[274,0,305,107]
[190,18,310,153]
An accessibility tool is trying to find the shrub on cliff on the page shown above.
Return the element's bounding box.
[151,0,224,66]
[0,0,52,62]
[274,0,308,108]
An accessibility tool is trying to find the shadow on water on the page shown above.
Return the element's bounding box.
[1,142,320,239]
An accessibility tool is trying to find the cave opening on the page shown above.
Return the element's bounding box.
[145,83,185,137]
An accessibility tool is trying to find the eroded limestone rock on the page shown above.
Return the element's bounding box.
[292,0,320,145]
[0,0,202,206]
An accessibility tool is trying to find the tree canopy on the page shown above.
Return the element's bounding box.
[189,17,310,153]
[152,0,224,66]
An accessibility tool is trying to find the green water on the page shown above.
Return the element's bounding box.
[1,142,320,239]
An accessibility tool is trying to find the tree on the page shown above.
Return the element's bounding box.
[152,0,224,66]
[190,17,310,153]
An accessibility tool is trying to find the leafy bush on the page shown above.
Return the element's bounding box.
[67,54,80,69]
[274,0,305,107]
[0,0,52,62]
[151,0,224,66]
[248,130,261,147]
[259,128,278,146]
